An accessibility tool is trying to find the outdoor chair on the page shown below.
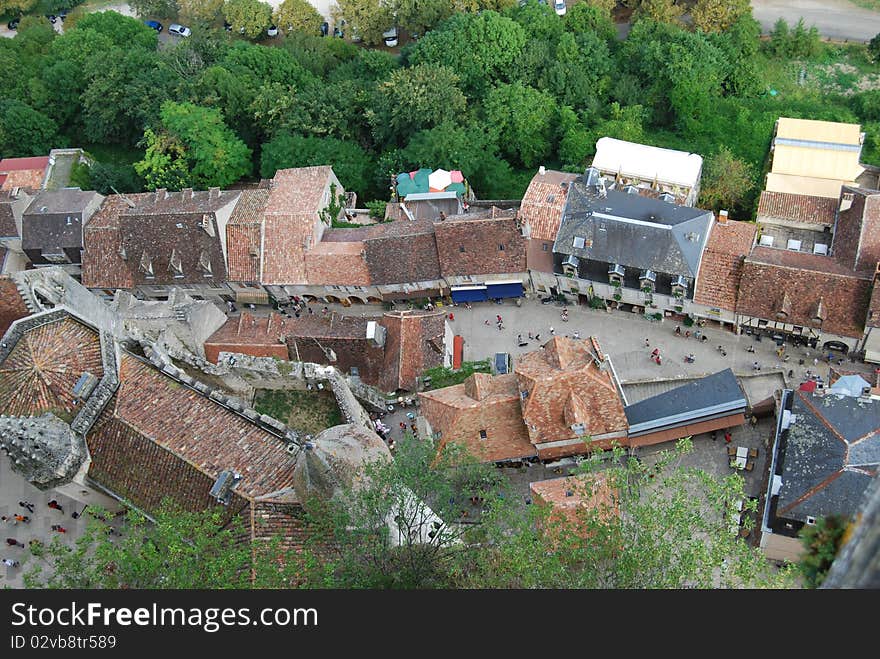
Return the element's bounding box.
[727,445,737,457]
[745,461,755,472]
[749,447,758,459]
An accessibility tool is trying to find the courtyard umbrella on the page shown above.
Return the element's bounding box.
[449,170,464,183]
[428,168,453,192]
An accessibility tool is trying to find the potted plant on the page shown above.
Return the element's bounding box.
[613,292,622,301]
[611,280,621,288]
[641,285,653,294]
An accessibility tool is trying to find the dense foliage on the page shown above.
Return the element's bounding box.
[1,4,879,213]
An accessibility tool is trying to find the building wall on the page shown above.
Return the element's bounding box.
[287,335,385,385]
[833,191,867,271]
[526,238,556,274]
[205,341,289,364]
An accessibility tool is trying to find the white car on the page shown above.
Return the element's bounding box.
[554,0,566,16]
[383,26,398,47]
[267,25,278,37]
[168,23,191,37]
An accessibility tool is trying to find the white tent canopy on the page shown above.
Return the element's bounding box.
[591,137,704,190]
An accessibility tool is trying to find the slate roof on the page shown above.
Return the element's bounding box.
[225,188,269,282]
[693,219,757,311]
[776,390,880,524]
[21,189,103,252]
[0,192,18,238]
[515,336,628,444]
[0,316,103,421]
[556,181,713,278]
[0,277,29,336]
[519,170,578,241]
[624,369,746,433]
[736,247,872,338]
[756,191,838,226]
[82,189,239,288]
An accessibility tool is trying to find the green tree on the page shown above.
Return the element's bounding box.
[407,11,527,97]
[129,0,180,19]
[395,0,454,37]
[869,32,880,64]
[691,0,750,34]
[368,63,467,146]
[563,1,617,42]
[88,161,145,195]
[798,515,849,588]
[223,0,273,39]
[24,500,296,588]
[768,18,790,57]
[74,11,160,50]
[581,0,615,15]
[260,132,375,199]
[0,99,60,158]
[333,0,394,46]
[135,101,252,189]
[483,82,557,168]
[698,146,756,214]
[633,0,683,25]
[273,0,323,36]
[557,105,593,169]
[790,17,822,59]
[0,0,37,14]
[591,102,647,143]
[178,0,225,23]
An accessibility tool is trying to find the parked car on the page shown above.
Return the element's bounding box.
[320,21,328,36]
[168,23,191,37]
[144,19,162,32]
[382,26,398,47]
[266,24,278,37]
[7,18,19,30]
[223,20,232,32]
[554,0,566,15]
[46,14,57,23]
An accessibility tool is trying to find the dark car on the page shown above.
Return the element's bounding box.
[144,19,162,32]
[320,21,328,36]
[7,18,19,30]
[46,14,57,23]
[223,20,232,31]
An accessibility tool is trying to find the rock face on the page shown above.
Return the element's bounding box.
[0,413,86,488]
[291,423,390,502]
[822,475,880,589]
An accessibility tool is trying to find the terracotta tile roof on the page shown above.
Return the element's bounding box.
[262,167,336,285]
[0,316,103,420]
[520,170,577,241]
[529,473,617,525]
[736,246,872,338]
[0,193,18,238]
[757,191,838,226]
[419,372,536,463]
[83,190,237,288]
[99,353,298,500]
[0,157,48,192]
[305,241,371,286]
[0,278,29,336]
[515,337,628,445]
[204,312,290,363]
[379,310,445,392]
[226,189,269,282]
[364,224,440,285]
[434,213,527,277]
[693,219,757,310]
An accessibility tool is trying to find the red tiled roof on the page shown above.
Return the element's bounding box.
[380,310,445,392]
[519,170,577,241]
[757,191,838,226]
[305,241,371,286]
[0,157,49,192]
[226,189,269,282]
[104,354,299,500]
[736,246,872,338]
[0,278,29,336]
[515,337,628,445]
[434,213,526,277]
[0,316,103,420]
[419,372,536,463]
[262,167,336,285]
[693,219,757,311]
[530,474,617,519]
[0,156,50,172]
[204,312,290,363]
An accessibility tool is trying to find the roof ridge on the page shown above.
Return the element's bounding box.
[778,469,844,517]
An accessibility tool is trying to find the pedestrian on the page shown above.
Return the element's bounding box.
[18,501,34,513]
[498,323,504,331]
[308,306,313,315]
[72,506,86,520]
[549,326,555,335]
[651,348,659,357]
[497,315,502,323]
[47,500,63,513]
[485,319,490,326]
[711,431,717,442]
[528,332,534,340]
[724,431,732,444]
[50,525,66,533]
[5,538,23,548]
[645,338,651,347]
[674,326,681,336]
[2,558,20,568]
[573,330,580,339]
[685,330,690,340]
[448,312,454,321]
[535,333,541,342]
[656,354,662,365]
[13,515,28,524]
[517,333,523,344]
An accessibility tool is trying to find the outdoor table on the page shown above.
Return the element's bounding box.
[733,456,747,469]
[736,446,748,459]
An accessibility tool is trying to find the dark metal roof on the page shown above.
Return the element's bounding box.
[554,180,713,278]
[624,369,747,432]
[776,391,880,524]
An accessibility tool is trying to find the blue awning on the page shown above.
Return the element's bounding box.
[451,286,488,303]
[486,282,523,299]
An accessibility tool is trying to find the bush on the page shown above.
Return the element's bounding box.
[683,315,695,327]
[366,199,387,220]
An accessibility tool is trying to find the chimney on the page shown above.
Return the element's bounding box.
[182,187,193,200]
[539,165,546,176]
[209,187,221,201]
[719,209,729,225]
[154,188,166,202]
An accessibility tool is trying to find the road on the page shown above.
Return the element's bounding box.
[751,0,880,42]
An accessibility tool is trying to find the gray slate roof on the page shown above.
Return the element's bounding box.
[624,369,746,433]
[555,181,713,278]
[776,390,880,524]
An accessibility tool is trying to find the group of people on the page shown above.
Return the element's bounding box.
[2,499,79,572]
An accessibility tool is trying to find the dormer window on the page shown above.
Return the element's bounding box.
[119,244,127,261]
[562,254,579,278]
[672,275,688,298]
[608,263,624,287]
[199,251,212,276]
[201,214,215,237]
[169,249,183,277]
[140,251,154,277]
[639,270,656,293]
